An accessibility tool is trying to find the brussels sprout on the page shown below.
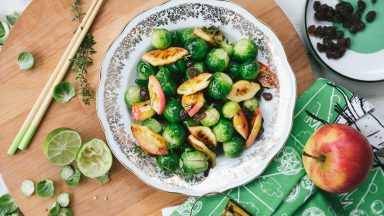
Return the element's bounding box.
[205,49,230,72]
[137,60,155,79]
[124,86,142,108]
[53,81,75,103]
[186,38,208,60]
[243,98,259,112]
[212,119,234,142]
[183,119,199,127]
[143,118,162,133]
[162,123,186,149]
[200,107,220,127]
[185,62,205,79]
[135,79,149,87]
[220,40,234,56]
[240,60,260,80]
[208,72,233,100]
[166,59,186,84]
[0,21,10,45]
[227,62,241,80]
[164,100,183,123]
[233,38,258,62]
[17,51,35,70]
[156,67,177,96]
[156,154,179,172]
[171,31,182,47]
[151,28,172,49]
[223,136,245,158]
[222,101,241,119]
[179,28,197,45]
[179,150,209,174]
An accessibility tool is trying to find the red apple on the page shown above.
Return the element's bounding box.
[131,124,168,155]
[181,92,205,117]
[148,75,166,114]
[302,124,373,193]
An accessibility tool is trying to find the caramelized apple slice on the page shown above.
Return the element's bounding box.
[246,108,262,148]
[142,47,188,66]
[181,92,205,117]
[177,73,213,95]
[226,80,260,102]
[131,100,156,122]
[233,110,249,140]
[148,75,166,115]
[131,124,168,155]
[258,62,278,88]
[188,135,216,168]
[188,126,217,148]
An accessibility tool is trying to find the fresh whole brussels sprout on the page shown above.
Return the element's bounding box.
[137,60,155,79]
[186,38,208,60]
[233,38,258,62]
[227,61,241,80]
[156,154,179,172]
[162,123,186,149]
[223,136,245,158]
[179,28,197,45]
[151,28,172,49]
[243,97,259,112]
[205,49,230,72]
[124,86,142,108]
[200,107,220,127]
[208,72,233,100]
[164,99,183,123]
[212,119,234,142]
[240,60,260,80]
[143,118,162,133]
[222,101,241,119]
[179,149,209,174]
[156,67,177,96]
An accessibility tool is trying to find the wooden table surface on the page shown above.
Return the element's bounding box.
[0,0,313,215]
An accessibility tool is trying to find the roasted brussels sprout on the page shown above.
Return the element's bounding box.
[167,59,186,84]
[170,31,182,47]
[156,67,177,96]
[227,61,241,79]
[205,49,230,72]
[185,62,205,79]
[223,136,245,158]
[179,28,197,45]
[212,119,234,142]
[200,107,220,127]
[243,97,259,112]
[164,99,183,123]
[151,28,172,49]
[208,72,233,100]
[179,149,209,174]
[233,39,258,62]
[240,60,260,80]
[186,38,208,60]
[183,118,199,127]
[156,154,179,172]
[124,86,142,108]
[143,118,162,133]
[162,123,186,149]
[137,60,156,79]
[222,101,241,119]
[220,40,234,56]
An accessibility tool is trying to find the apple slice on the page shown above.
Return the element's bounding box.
[245,108,262,148]
[177,73,213,95]
[181,92,205,117]
[148,75,166,115]
[188,135,216,168]
[142,47,188,66]
[258,62,278,88]
[233,110,249,140]
[226,80,260,102]
[188,126,217,148]
[131,100,156,121]
[131,124,168,155]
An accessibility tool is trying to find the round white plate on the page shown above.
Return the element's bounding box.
[97,0,296,196]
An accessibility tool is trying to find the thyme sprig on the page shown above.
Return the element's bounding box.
[71,0,85,24]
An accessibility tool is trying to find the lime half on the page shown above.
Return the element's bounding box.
[76,139,112,178]
[43,128,82,166]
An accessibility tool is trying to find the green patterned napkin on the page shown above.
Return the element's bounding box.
[171,79,383,216]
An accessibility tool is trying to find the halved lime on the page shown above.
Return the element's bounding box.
[76,139,112,178]
[43,128,82,166]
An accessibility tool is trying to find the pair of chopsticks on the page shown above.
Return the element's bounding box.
[7,0,104,155]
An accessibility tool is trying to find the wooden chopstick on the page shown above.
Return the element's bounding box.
[7,0,103,155]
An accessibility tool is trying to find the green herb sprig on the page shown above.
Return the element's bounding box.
[71,0,85,24]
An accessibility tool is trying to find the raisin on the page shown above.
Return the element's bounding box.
[314,1,321,11]
[366,11,376,23]
[317,43,326,52]
[139,88,149,100]
[345,38,351,48]
[357,21,366,30]
[308,25,316,34]
[187,67,198,78]
[358,0,366,11]
[335,31,344,39]
[180,109,189,120]
[262,93,273,101]
[186,59,195,67]
[372,0,377,4]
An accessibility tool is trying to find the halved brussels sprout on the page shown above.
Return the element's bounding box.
[212,119,234,142]
[223,136,245,158]
[240,60,260,80]
[137,60,155,80]
[151,28,172,49]
[179,28,197,45]
[164,99,183,123]
[143,118,162,134]
[156,154,179,173]
[205,49,229,72]
[200,107,220,127]
[243,98,259,113]
[233,38,258,62]
[156,67,177,96]
[179,149,209,174]
[125,86,142,108]
[162,123,186,149]
[222,101,241,119]
[186,38,208,60]
[227,61,241,80]
[207,72,233,100]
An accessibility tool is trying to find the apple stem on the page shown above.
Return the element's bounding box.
[303,151,326,162]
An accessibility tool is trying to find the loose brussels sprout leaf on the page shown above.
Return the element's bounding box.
[143,118,162,133]
[208,72,233,100]
[142,47,188,66]
[222,101,241,119]
[137,60,155,79]
[233,38,258,62]
[124,86,142,108]
[65,168,81,187]
[36,179,55,197]
[212,119,234,142]
[135,79,149,87]
[0,194,18,214]
[223,136,245,158]
[186,38,208,60]
[233,110,249,140]
[6,11,20,26]
[48,202,60,216]
[131,100,156,122]
[188,135,216,167]
[156,67,177,97]
[243,98,259,113]
[0,21,10,45]
[53,81,76,103]
[17,51,35,70]
[226,80,260,102]
[131,124,168,155]
[179,28,197,45]
[179,150,209,174]
[164,100,183,123]
[156,154,179,172]
[240,60,260,80]
[96,172,110,184]
[151,28,172,49]
[205,49,229,72]
[200,107,220,127]
[58,208,74,216]
[162,123,186,149]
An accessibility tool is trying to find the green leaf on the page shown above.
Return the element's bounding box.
[17,51,35,70]
[36,179,55,197]
[65,168,81,187]
[96,172,110,184]
[0,21,10,45]
[6,11,20,26]
[53,81,76,103]
[0,194,18,214]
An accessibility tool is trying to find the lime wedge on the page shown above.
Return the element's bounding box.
[76,139,112,178]
[43,128,82,166]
